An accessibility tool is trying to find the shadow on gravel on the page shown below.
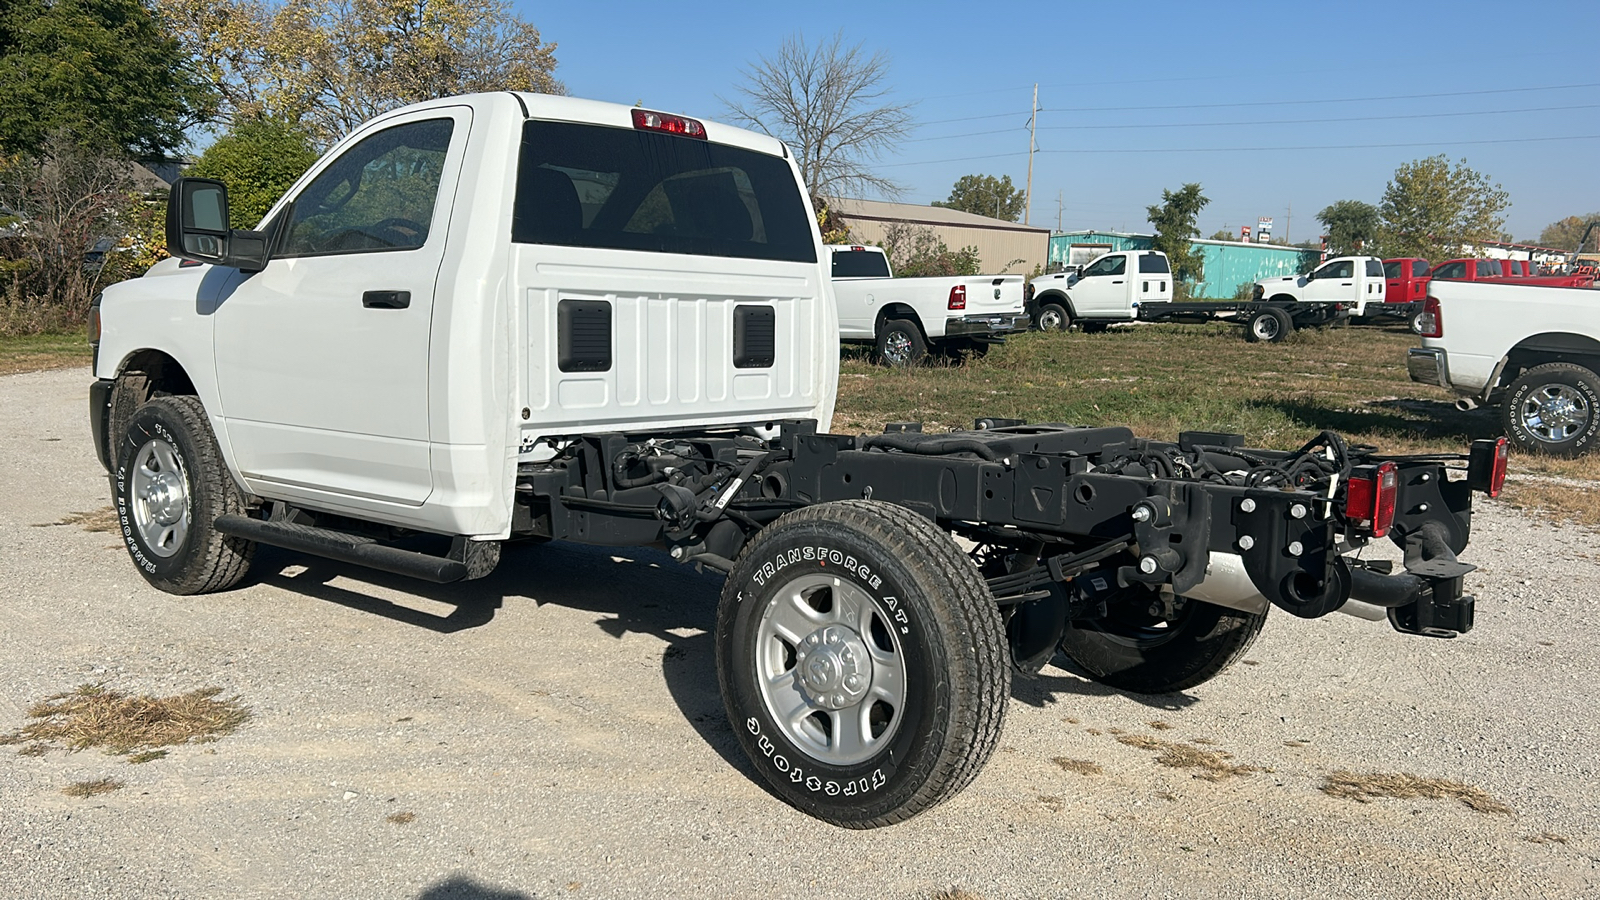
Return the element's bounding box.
[248,540,757,782]
[1248,396,1499,443]
[415,875,531,900]
[1012,659,1201,712]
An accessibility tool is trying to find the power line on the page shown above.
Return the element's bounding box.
[909,103,1600,143]
[881,133,1600,167]
[1043,81,1600,114]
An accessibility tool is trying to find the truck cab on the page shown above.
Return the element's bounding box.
[1383,257,1431,303]
[1255,255,1385,314]
[1026,250,1172,330]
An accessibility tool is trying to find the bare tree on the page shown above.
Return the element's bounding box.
[723,31,912,201]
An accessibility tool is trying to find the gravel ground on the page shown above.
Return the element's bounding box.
[1,366,1596,900]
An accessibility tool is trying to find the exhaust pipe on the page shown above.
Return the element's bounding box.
[1455,398,1479,411]
[1184,552,1270,615]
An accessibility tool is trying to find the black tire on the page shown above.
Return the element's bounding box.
[1059,600,1266,694]
[1501,362,1600,457]
[1244,307,1292,343]
[875,319,928,367]
[716,500,1008,828]
[1036,302,1070,332]
[114,395,255,594]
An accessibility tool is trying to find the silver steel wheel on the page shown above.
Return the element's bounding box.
[754,573,907,766]
[881,329,913,365]
[130,437,191,558]
[1251,313,1282,341]
[1037,307,1065,331]
[1519,383,1593,443]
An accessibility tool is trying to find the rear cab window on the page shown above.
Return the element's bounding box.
[1365,259,1383,277]
[831,249,891,278]
[1412,260,1430,277]
[1383,261,1401,279]
[1138,253,1170,274]
[511,120,815,263]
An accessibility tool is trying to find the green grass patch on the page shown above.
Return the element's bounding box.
[835,323,1498,456]
[0,329,92,376]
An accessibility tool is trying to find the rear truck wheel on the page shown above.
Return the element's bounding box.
[716,500,1009,828]
[1058,599,1266,694]
[1035,302,1069,332]
[876,319,928,367]
[115,395,255,594]
[1502,362,1600,457]
[1244,307,1292,343]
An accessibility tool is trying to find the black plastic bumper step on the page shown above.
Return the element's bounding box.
[214,515,467,584]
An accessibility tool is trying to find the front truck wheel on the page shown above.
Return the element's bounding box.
[115,395,255,594]
[1502,362,1600,457]
[1058,600,1266,694]
[716,500,1009,828]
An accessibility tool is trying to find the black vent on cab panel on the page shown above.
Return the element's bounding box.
[733,305,775,369]
[558,299,612,372]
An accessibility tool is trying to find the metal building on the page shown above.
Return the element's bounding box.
[1048,230,1321,299]
[827,198,1049,275]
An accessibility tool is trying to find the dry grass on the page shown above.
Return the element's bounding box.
[386,811,417,825]
[0,684,249,758]
[1052,757,1103,776]
[1116,734,1265,781]
[1147,720,1174,731]
[930,890,985,900]
[0,329,92,375]
[1524,832,1569,844]
[1319,770,1512,814]
[1500,479,1600,528]
[62,777,122,798]
[34,506,119,533]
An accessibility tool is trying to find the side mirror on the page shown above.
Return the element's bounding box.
[165,177,269,272]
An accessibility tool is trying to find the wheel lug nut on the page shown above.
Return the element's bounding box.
[832,694,846,707]
[845,675,859,689]
[807,634,818,645]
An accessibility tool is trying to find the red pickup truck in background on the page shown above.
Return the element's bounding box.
[1431,257,1593,287]
[1384,257,1432,302]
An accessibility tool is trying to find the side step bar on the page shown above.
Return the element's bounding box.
[214,514,468,584]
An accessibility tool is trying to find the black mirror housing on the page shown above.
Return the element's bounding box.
[165,177,269,273]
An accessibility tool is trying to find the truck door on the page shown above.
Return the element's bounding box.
[211,107,472,507]
[1069,253,1129,316]
[1302,259,1353,303]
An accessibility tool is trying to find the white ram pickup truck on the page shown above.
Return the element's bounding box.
[1253,255,1386,314]
[827,244,1028,365]
[88,91,1496,829]
[1409,280,1600,456]
[1026,250,1174,332]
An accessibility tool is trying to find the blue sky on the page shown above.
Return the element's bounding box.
[519,0,1599,243]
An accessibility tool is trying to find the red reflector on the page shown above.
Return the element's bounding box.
[1490,436,1508,498]
[1345,461,1398,538]
[1420,294,1442,338]
[631,108,707,139]
[948,285,967,310]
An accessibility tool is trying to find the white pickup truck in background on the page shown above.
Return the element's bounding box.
[1026,250,1174,332]
[1409,280,1600,456]
[827,244,1028,365]
[1253,255,1386,315]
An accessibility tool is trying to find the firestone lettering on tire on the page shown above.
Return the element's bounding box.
[745,715,887,797]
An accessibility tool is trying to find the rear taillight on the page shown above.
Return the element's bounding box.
[1419,294,1442,338]
[631,108,707,139]
[1468,437,1509,498]
[948,285,967,310]
[1345,461,1398,537]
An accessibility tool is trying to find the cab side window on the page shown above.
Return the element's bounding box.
[279,119,455,258]
[1082,255,1125,277]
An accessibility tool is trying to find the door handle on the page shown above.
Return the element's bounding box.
[1340,281,1353,286]
[1111,280,1124,284]
[363,290,411,309]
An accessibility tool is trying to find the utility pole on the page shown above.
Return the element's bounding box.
[1285,202,1292,245]
[1056,190,1063,233]
[1025,83,1037,226]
